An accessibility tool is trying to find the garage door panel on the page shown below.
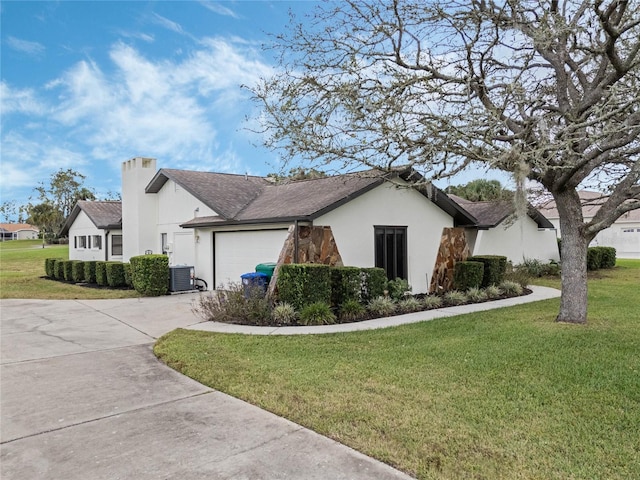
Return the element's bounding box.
[215,230,288,286]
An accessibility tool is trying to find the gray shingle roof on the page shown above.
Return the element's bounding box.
[59,200,122,236]
[175,169,478,228]
[448,195,554,229]
[146,169,269,218]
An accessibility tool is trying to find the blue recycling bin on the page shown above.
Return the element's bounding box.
[240,272,268,298]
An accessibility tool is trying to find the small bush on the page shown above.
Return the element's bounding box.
[123,263,133,287]
[453,261,484,291]
[276,264,331,310]
[96,261,108,286]
[499,280,523,296]
[84,261,97,284]
[106,262,127,288]
[587,247,616,270]
[360,267,388,303]
[387,278,411,300]
[397,296,423,313]
[339,299,366,322]
[62,260,74,282]
[71,260,85,283]
[587,247,603,271]
[299,302,336,326]
[271,303,298,325]
[466,287,488,303]
[594,246,616,269]
[54,260,65,280]
[519,258,545,277]
[422,295,443,309]
[505,268,531,289]
[367,296,396,317]
[485,285,502,299]
[130,254,169,296]
[331,266,363,306]
[468,255,507,287]
[541,261,561,276]
[44,258,60,278]
[193,282,271,325]
[443,290,468,306]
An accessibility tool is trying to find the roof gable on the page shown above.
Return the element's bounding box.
[59,200,122,236]
[145,169,269,218]
[179,168,477,228]
[448,195,554,229]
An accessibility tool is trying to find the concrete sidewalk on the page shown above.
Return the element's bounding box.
[1,286,560,479]
[186,285,561,335]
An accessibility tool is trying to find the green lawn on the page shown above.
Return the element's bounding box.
[155,259,640,480]
[0,239,138,299]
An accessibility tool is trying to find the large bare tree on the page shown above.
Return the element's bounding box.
[252,0,640,324]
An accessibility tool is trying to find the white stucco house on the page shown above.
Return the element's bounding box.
[539,191,640,259]
[60,201,123,262]
[0,223,39,241]
[62,157,559,293]
[450,195,560,263]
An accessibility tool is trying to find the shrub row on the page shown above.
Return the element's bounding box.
[452,256,507,291]
[587,246,616,270]
[44,258,134,289]
[277,264,387,310]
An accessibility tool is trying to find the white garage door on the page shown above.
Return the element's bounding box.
[215,230,289,286]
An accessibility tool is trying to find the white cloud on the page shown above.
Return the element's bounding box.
[150,12,186,35]
[0,82,46,115]
[199,1,240,19]
[6,36,45,57]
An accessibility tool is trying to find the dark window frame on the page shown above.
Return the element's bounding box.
[111,234,123,256]
[374,225,408,281]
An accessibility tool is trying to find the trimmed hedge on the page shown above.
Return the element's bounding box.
[123,263,133,288]
[331,266,363,306]
[44,258,61,278]
[96,261,108,286]
[130,254,169,296]
[587,246,616,270]
[54,260,65,280]
[276,263,331,311]
[71,260,85,283]
[361,267,388,303]
[84,261,98,284]
[468,255,507,287]
[453,261,484,291]
[106,262,127,288]
[63,260,74,282]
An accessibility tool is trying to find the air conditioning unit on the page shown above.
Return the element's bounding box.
[169,266,195,292]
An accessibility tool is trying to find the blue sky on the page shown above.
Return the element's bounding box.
[1,0,506,212]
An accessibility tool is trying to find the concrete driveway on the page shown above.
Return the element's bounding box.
[0,295,412,480]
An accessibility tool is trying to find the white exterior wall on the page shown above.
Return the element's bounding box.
[472,216,560,264]
[316,183,454,294]
[122,157,158,261]
[550,217,640,259]
[155,178,218,274]
[213,229,290,287]
[15,229,39,240]
[68,211,123,261]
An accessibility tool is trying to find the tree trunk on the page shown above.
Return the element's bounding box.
[554,190,589,324]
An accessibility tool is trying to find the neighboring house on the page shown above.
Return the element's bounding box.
[449,196,560,263]
[63,157,559,293]
[0,223,39,241]
[59,201,123,261]
[539,191,640,259]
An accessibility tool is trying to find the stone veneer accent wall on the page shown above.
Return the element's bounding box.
[429,227,470,293]
[268,225,343,297]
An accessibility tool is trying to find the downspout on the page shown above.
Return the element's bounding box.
[105,230,110,261]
